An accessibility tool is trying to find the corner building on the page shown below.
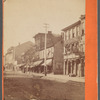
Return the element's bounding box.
[62,15,85,77]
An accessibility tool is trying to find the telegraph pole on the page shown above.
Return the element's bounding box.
[63,32,66,75]
[44,23,49,76]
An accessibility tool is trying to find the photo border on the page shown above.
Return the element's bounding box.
[85,0,97,100]
[1,0,98,100]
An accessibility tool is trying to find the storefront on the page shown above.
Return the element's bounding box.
[64,53,85,77]
[41,59,53,73]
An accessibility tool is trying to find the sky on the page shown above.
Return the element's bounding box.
[4,0,85,54]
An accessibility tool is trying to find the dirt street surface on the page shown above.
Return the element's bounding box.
[4,72,85,100]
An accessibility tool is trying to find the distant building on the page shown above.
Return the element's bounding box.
[15,41,34,64]
[5,46,15,65]
[62,15,85,77]
[5,41,34,68]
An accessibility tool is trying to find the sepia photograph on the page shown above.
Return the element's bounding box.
[3,0,85,100]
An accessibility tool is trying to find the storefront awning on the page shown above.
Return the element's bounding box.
[18,63,25,68]
[32,60,43,67]
[42,59,52,66]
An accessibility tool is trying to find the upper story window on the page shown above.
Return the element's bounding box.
[72,27,75,38]
[76,26,79,36]
[82,22,85,36]
[65,31,67,40]
[68,30,70,39]
[72,33,75,38]
[66,31,69,40]
[82,29,84,36]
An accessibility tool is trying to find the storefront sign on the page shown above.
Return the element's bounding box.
[64,54,79,59]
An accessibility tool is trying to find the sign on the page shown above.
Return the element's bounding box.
[64,53,79,59]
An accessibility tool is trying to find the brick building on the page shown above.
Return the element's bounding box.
[53,40,63,74]
[33,31,61,73]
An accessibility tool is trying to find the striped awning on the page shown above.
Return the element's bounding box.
[31,60,43,68]
[42,59,52,66]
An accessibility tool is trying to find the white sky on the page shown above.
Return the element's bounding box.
[4,0,85,54]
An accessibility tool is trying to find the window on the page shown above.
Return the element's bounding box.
[82,29,84,36]
[72,27,75,38]
[68,30,70,39]
[81,22,85,36]
[76,26,79,36]
[66,31,69,40]
[72,33,75,38]
[65,31,67,40]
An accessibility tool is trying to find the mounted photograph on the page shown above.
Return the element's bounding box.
[3,0,85,100]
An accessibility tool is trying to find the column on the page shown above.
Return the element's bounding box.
[63,32,66,75]
[63,60,66,75]
[70,61,72,74]
[73,61,77,75]
[80,59,82,77]
[66,61,69,75]
[84,59,85,76]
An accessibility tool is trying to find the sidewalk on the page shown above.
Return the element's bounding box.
[4,70,85,83]
[32,73,85,83]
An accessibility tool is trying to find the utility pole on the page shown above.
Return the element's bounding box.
[44,23,49,76]
[63,32,66,75]
[13,47,15,63]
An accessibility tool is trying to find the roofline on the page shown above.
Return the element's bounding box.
[61,20,81,31]
[33,32,60,38]
[33,33,45,38]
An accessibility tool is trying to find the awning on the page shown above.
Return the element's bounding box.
[18,63,25,68]
[42,59,52,66]
[32,60,43,67]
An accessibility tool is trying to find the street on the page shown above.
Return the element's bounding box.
[4,71,85,100]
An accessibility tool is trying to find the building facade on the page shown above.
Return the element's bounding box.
[5,41,34,70]
[33,31,61,73]
[53,40,64,74]
[62,15,85,77]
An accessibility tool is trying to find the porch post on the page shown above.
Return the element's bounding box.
[70,61,73,74]
[73,61,77,75]
[63,60,66,75]
[66,61,69,75]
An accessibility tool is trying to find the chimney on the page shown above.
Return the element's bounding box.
[80,15,85,20]
[48,31,52,34]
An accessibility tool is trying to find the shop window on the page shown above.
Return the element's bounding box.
[72,28,75,38]
[67,30,70,39]
[76,26,79,36]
